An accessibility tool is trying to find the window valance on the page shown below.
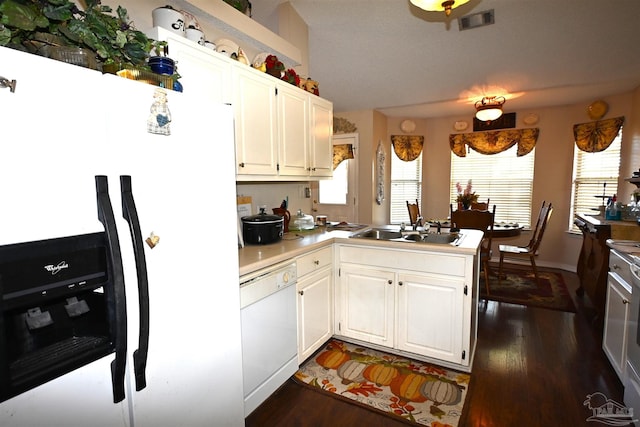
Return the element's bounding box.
[391,135,424,161]
[332,143,354,169]
[449,128,539,157]
[573,116,624,153]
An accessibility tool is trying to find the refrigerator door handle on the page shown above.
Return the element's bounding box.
[95,175,128,404]
[120,175,150,392]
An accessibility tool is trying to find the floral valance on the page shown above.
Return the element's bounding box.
[449,128,539,157]
[333,144,354,169]
[391,135,424,161]
[573,116,624,153]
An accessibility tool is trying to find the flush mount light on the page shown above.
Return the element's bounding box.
[475,96,505,122]
[409,0,471,16]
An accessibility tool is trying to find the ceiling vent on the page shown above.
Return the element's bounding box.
[458,9,495,31]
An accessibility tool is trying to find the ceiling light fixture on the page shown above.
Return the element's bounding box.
[409,0,471,16]
[475,96,505,122]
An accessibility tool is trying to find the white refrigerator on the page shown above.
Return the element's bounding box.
[0,46,244,426]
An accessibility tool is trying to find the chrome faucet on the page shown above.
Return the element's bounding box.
[413,216,423,231]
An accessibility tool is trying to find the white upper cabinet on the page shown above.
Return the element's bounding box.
[149,27,233,104]
[308,96,333,178]
[277,82,309,177]
[150,26,334,181]
[233,67,333,181]
[233,65,279,176]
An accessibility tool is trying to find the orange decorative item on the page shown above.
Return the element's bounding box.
[363,363,400,386]
[315,349,350,370]
[389,373,429,403]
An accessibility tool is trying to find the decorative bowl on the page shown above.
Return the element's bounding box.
[148,56,175,75]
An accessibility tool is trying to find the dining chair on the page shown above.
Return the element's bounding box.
[497,201,553,286]
[450,205,496,295]
[406,199,422,227]
[471,198,490,210]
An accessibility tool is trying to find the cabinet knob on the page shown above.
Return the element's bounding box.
[238,162,245,168]
[398,281,403,286]
[623,298,629,304]
[387,280,393,285]
[314,260,320,265]
[0,76,17,93]
[613,264,621,270]
[299,290,304,296]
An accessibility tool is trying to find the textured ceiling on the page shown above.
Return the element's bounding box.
[251,0,640,118]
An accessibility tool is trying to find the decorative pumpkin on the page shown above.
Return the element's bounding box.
[315,349,350,370]
[337,360,367,385]
[363,363,399,386]
[420,379,462,406]
[389,373,428,403]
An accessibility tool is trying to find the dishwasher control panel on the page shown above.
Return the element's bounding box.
[239,261,297,308]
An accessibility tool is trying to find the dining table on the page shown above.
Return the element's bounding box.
[488,223,524,238]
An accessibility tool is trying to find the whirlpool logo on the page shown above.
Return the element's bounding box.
[44,261,69,275]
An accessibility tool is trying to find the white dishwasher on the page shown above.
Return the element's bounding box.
[240,260,298,417]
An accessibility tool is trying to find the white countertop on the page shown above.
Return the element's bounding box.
[238,226,484,277]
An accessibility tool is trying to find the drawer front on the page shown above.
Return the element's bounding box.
[297,246,333,277]
[339,245,467,277]
[610,249,634,288]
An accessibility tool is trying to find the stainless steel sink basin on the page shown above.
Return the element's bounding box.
[422,233,459,244]
[350,228,402,240]
[402,233,459,244]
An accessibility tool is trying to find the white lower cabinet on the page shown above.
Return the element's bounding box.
[604,250,633,381]
[338,264,395,348]
[297,247,334,363]
[396,272,465,363]
[336,245,477,370]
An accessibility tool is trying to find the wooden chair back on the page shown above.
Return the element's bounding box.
[451,205,495,245]
[451,205,496,295]
[471,198,490,210]
[406,199,422,226]
[529,202,553,254]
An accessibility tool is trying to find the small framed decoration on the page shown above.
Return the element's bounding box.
[376,141,385,205]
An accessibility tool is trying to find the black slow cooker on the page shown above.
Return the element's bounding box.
[241,208,284,244]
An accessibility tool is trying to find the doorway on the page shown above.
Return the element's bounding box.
[311,133,358,223]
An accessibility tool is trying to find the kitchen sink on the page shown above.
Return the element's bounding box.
[351,228,461,244]
[350,228,403,240]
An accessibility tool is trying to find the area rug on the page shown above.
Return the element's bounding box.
[481,267,576,312]
[294,339,470,427]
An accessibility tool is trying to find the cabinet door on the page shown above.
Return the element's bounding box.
[397,272,465,364]
[308,96,333,177]
[277,82,309,177]
[297,267,333,363]
[603,273,631,380]
[168,37,231,104]
[233,67,278,176]
[337,264,394,347]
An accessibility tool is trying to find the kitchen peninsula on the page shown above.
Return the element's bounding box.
[238,226,484,374]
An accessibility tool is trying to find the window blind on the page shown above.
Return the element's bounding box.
[390,152,422,224]
[570,131,622,231]
[450,145,535,227]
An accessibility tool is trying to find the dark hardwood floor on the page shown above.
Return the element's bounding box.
[245,267,623,427]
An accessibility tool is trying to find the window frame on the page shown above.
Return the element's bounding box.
[569,130,622,232]
[390,151,422,225]
[450,145,536,227]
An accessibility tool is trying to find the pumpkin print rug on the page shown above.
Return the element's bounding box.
[294,339,470,427]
